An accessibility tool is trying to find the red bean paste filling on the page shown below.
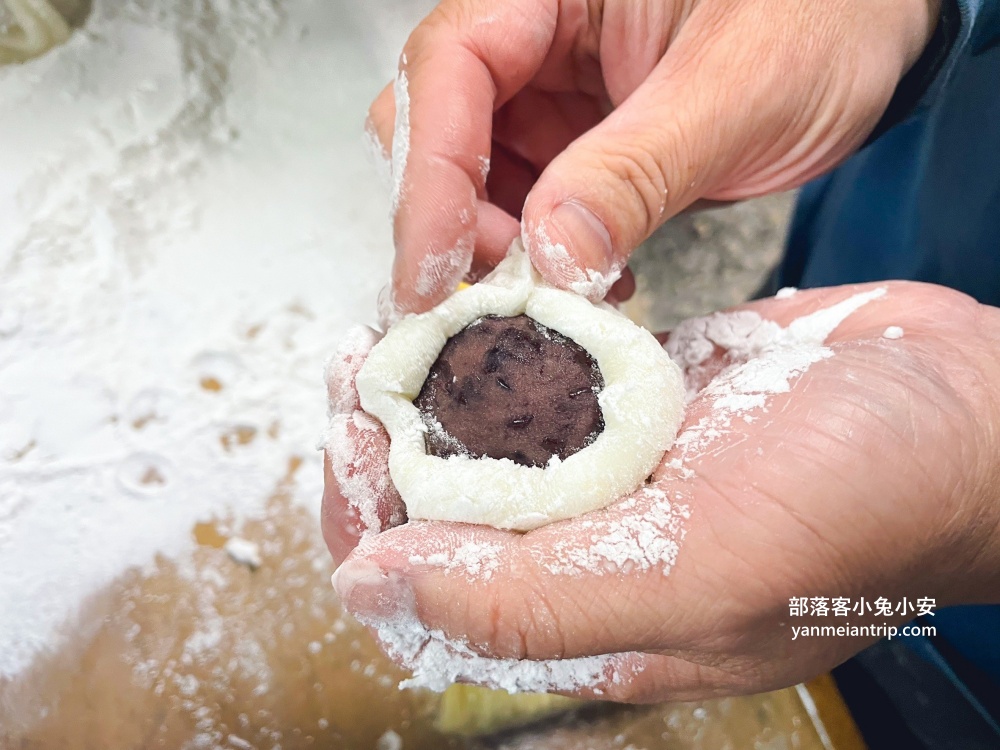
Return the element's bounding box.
[413,314,605,468]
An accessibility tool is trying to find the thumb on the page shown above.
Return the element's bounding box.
[332,481,693,663]
[521,0,917,300]
[520,44,730,301]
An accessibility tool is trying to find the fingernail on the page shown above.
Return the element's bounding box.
[547,200,614,277]
[332,558,415,622]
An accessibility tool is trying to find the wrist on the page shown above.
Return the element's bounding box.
[863,0,957,146]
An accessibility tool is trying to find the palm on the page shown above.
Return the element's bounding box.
[324,282,997,700]
[626,289,977,692]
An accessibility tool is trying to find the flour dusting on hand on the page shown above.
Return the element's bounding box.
[413,242,473,299]
[360,603,631,694]
[541,486,690,578]
[667,287,886,459]
[389,56,410,220]
[324,325,380,416]
[536,287,888,580]
[363,118,392,191]
[522,217,623,301]
[326,411,401,539]
[408,538,503,581]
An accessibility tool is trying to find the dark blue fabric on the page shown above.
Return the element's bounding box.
[777,0,1000,685]
[780,4,1000,304]
[933,606,1000,680]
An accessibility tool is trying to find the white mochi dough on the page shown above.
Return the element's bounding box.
[355,244,685,531]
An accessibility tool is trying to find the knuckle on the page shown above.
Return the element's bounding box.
[400,19,436,69]
[401,3,459,67]
[595,138,675,237]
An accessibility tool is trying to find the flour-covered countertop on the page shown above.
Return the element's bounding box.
[0,0,434,679]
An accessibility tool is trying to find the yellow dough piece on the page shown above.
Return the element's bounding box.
[0,0,71,64]
[434,684,580,736]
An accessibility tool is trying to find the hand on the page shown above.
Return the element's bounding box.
[369,0,939,320]
[323,283,1000,701]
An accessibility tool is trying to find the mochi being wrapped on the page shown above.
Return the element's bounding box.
[354,243,685,532]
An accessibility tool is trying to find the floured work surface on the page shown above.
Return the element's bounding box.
[0,479,865,750]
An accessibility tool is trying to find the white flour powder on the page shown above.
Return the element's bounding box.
[540,486,691,578]
[362,605,629,694]
[668,288,887,459]
[408,539,503,580]
[883,325,904,340]
[0,0,434,678]
[390,55,410,219]
[522,215,624,302]
[1,0,897,698]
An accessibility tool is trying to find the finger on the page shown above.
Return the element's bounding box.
[373,86,518,284]
[322,454,361,564]
[354,578,655,698]
[384,0,561,318]
[365,85,524,270]
[370,80,520,284]
[322,411,406,565]
[332,478,702,662]
[322,326,405,560]
[604,266,635,305]
[520,1,908,300]
[375,93,520,277]
[585,652,766,703]
[484,140,538,219]
[324,325,381,414]
[364,86,394,183]
[470,200,520,279]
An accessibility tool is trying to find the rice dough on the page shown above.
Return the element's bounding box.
[355,244,685,531]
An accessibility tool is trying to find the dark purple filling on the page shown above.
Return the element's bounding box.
[413,315,604,467]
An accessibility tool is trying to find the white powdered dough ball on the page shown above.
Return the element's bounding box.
[356,243,685,531]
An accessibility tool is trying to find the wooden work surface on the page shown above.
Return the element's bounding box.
[0,469,866,750]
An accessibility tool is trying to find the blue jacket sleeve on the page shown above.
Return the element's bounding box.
[867,0,1000,143]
